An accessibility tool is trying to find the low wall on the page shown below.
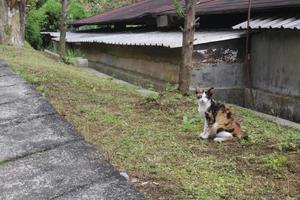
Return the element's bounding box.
[71,43,180,90]
[69,39,246,104]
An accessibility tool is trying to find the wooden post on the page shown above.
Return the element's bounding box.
[178,0,196,95]
[59,0,68,59]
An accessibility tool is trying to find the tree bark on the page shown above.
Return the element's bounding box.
[59,0,68,59]
[178,0,196,95]
[0,0,25,46]
[18,1,26,43]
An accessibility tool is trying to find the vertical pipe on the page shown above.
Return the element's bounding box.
[245,0,255,108]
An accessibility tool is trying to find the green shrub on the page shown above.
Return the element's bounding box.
[25,0,87,50]
[69,0,87,20]
[25,8,46,49]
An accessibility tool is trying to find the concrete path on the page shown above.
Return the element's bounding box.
[0,60,144,200]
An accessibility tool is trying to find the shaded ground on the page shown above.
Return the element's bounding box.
[0,45,299,200]
[0,60,144,200]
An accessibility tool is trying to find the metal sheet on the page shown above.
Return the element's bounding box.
[72,0,300,26]
[43,31,246,48]
[233,16,300,30]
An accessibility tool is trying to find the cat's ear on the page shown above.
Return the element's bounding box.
[195,86,201,94]
[207,87,214,97]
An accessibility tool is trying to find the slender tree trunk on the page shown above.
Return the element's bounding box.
[178,0,196,95]
[59,0,68,59]
[18,1,26,43]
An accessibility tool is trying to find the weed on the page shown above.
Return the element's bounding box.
[263,153,288,172]
[165,83,178,92]
[146,83,155,91]
[143,93,159,103]
[182,115,201,132]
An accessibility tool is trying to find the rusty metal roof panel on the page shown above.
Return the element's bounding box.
[232,16,300,29]
[44,31,246,48]
[72,0,300,25]
[72,0,176,25]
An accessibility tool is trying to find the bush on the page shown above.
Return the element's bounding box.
[25,0,87,50]
[25,8,46,49]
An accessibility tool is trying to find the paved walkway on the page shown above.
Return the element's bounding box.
[0,60,144,200]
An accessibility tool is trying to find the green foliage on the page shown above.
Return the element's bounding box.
[172,0,184,17]
[143,93,160,103]
[64,49,85,64]
[40,0,61,31]
[25,8,46,49]
[165,83,178,92]
[25,0,87,49]
[182,114,201,132]
[23,41,33,49]
[90,6,102,15]
[68,0,87,20]
[25,0,142,49]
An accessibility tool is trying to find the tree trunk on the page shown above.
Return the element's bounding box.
[18,1,25,43]
[178,0,196,95]
[0,0,25,46]
[59,0,68,59]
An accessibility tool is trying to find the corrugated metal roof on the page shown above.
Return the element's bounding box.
[72,0,175,25]
[72,0,300,26]
[43,31,246,48]
[233,16,300,29]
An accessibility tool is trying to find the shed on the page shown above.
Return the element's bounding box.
[233,15,300,122]
[45,31,246,107]
[45,0,300,123]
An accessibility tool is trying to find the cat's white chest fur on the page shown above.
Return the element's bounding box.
[198,101,211,115]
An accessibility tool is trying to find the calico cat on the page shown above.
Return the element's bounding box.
[196,87,245,142]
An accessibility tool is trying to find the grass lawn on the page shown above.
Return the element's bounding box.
[0,45,299,200]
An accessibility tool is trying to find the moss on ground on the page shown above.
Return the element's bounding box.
[0,45,299,200]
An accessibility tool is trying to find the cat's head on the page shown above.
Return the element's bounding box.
[195,87,214,105]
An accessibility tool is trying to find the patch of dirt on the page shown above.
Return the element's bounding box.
[176,134,199,141]
[113,130,126,136]
[286,153,300,198]
[129,174,179,200]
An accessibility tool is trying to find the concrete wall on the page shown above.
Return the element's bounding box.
[247,30,300,122]
[69,39,246,105]
[191,39,246,105]
[71,43,180,89]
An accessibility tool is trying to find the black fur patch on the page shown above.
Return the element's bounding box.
[226,112,232,119]
[217,128,224,133]
[226,128,235,133]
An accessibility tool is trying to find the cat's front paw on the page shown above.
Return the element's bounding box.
[199,132,209,139]
[213,137,225,143]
